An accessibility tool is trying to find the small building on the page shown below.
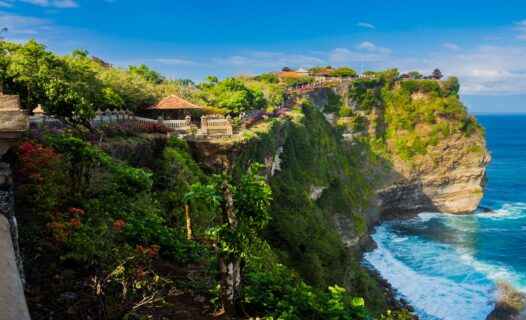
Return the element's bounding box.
[295,68,309,77]
[90,56,112,68]
[147,94,203,119]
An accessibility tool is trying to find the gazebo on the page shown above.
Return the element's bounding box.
[147,94,203,119]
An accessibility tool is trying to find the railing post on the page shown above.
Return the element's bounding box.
[104,109,111,124]
[201,115,207,134]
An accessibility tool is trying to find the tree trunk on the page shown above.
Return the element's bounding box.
[218,181,241,318]
[221,181,236,227]
[219,255,241,318]
[184,202,193,240]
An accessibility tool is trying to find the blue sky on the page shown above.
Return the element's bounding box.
[2,0,526,112]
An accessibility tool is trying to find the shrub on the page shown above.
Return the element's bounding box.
[17,141,66,212]
[46,132,110,196]
[111,166,153,196]
[242,264,369,320]
[138,122,174,134]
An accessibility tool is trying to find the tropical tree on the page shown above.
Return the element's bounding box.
[184,163,272,317]
[202,77,266,115]
[128,64,165,84]
[331,67,357,77]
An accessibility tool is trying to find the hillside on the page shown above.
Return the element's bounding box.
[0,40,489,320]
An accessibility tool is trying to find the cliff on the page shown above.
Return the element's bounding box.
[302,76,490,219]
[187,106,388,315]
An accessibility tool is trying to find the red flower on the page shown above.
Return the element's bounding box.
[70,218,81,227]
[147,244,160,257]
[68,207,85,216]
[113,219,125,230]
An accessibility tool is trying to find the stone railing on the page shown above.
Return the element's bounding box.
[30,109,235,139]
[30,110,194,132]
[200,115,233,135]
[0,94,31,320]
[161,115,192,131]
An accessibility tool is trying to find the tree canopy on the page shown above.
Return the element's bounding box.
[201,77,266,115]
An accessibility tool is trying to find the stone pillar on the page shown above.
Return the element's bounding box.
[0,95,28,159]
[201,116,208,134]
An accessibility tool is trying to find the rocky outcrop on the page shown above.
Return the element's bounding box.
[376,132,490,215]
[301,83,490,218]
[376,134,491,213]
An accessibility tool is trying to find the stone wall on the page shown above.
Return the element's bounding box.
[0,164,30,320]
[0,94,30,319]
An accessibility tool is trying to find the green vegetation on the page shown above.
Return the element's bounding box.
[332,73,485,163]
[200,77,266,115]
[0,40,194,130]
[8,39,430,318]
[230,101,386,316]
[332,67,358,77]
[281,75,315,87]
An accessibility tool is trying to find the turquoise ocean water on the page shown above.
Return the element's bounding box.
[364,115,526,320]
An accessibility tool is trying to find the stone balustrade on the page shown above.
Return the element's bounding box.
[200,114,233,135]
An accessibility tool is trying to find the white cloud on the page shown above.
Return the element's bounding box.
[52,0,78,8]
[356,41,391,54]
[154,58,198,66]
[0,11,54,36]
[20,0,78,7]
[328,47,389,64]
[393,45,526,95]
[211,51,324,69]
[514,20,526,40]
[443,42,461,51]
[20,0,47,5]
[357,22,375,29]
[0,1,14,8]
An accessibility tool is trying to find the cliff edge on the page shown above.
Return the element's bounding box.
[302,75,489,218]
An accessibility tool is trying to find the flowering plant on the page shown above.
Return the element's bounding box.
[138,122,175,134]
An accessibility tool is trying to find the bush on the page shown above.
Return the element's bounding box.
[138,122,174,134]
[17,141,66,212]
[111,166,153,196]
[242,264,370,320]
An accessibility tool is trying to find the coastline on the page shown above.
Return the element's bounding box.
[360,260,418,317]
[360,208,505,320]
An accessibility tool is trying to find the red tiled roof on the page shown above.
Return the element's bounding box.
[148,95,203,110]
[278,71,301,78]
[316,69,333,76]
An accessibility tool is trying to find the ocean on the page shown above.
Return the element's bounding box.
[364,115,526,320]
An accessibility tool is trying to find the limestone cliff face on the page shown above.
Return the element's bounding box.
[302,81,490,218]
[376,132,490,215]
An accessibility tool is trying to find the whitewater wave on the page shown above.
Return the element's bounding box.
[364,235,494,320]
[477,202,526,220]
[457,250,526,292]
[418,212,443,222]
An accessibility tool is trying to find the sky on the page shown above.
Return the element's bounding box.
[2,0,526,113]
